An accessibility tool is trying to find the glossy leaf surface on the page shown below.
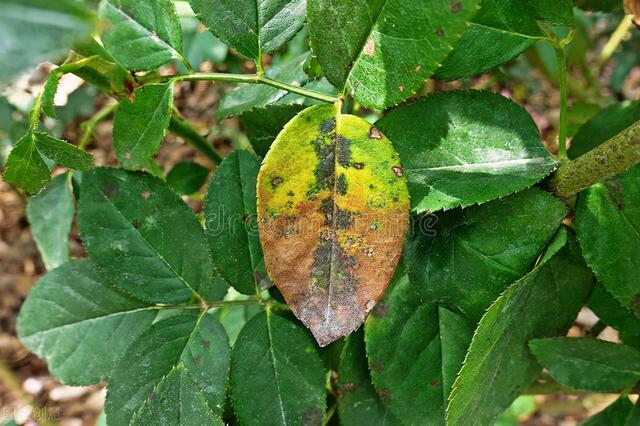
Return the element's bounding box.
[378,91,557,213]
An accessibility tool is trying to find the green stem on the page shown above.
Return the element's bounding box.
[79,102,118,149]
[548,119,640,197]
[599,14,635,70]
[554,44,569,160]
[168,115,224,164]
[165,73,339,104]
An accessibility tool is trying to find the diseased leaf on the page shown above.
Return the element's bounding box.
[106,311,230,425]
[446,232,595,426]
[26,173,74,270]
[405,188,566,322]
[0,0,94,84]
[337,329,401,426]
[166,161,210,196]
[113,83,174,169]
[569,101,640,159]
[529,337,640,392]
[378,90,557,213]
[17,259,157,385]
[78,168,227,303]
[131,365,224,426]
[582,397,634,426]
[230,310,326,426]
[3,131,92,194]
[257,104,409,346]
[188,0,306,62]
[307,0,480,109]
[3,133,51,195]
[218,54,325,119]
[205,150,262,295]
[364,269,473,425]
[435,0,573,80]
[240,104,305,157]
[575,165,640,316]
[99,0,185,71]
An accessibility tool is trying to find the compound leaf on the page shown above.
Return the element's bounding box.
[575,165,640,316]
[230,310,326,426]
[26,173,74,270]
[113,83,174,169]
[99,0,185,71]
[188,0,306,62]
[405,188,566,322]
[17,259,157,385]
[257,104,409,346]
[446,233,595,426]
[106,311,230,425]
[529,337,640,392]
[204,150,262,295]
[307,0,480,109]
[377,90,557,213]
[78,168,227,304]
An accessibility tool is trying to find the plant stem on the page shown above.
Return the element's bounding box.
[548,119,640,197]
[79,101,118,149]
[166,73,340,104]
[168,115,224,164]
[554,44,569,160]
[599,14,634,70]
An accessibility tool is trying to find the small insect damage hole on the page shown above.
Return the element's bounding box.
[368,127,382,140]
[392,166,404,177]
[271,176,283,187]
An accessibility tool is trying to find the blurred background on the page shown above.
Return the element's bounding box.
[1,1,639,425]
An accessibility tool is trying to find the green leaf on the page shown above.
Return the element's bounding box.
[575,165,640,316]
[42,72,60,118]
[568,101,640,159]
[188,0,306,62]
[3,133,51,195]
[33,132,93,170]
[364,269,473,425]
[106,311,230,425]
[446,233,595,426]
[131,365,224,425]
[582,397,634,426]
[337,329,401,426]
[99,0,185,71]
[240,104,305,157]
[435,0,573,80]
[529,337,640,392]
[588,284,640,337]
[307,0,480,109]
[405,188,566,322]
[55,50,131,97]
[230,310,326,425]
[26,173,74,270]
[113,83,174,169]
[0,0,94,84]
[257,104,409,346]
[78,168,227,303]
[205,150,262,295]
[217,54,310,119]
[17,259,157,385]
[166,161,210,195]
[377,90,557,213]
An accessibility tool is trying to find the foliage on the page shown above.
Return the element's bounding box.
[2,0,640,425]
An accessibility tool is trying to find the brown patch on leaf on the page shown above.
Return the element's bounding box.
[436,28,445,37]
[451,2,463,13]
[141,191,151,199]
[271,177,283,187]
[392,166,403,177]
[363,38,376,56]
[430,380,441,387]
[368,127,382,140]
[377,388,391,405]
[370,361,384,373]
[371,300,388,317]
